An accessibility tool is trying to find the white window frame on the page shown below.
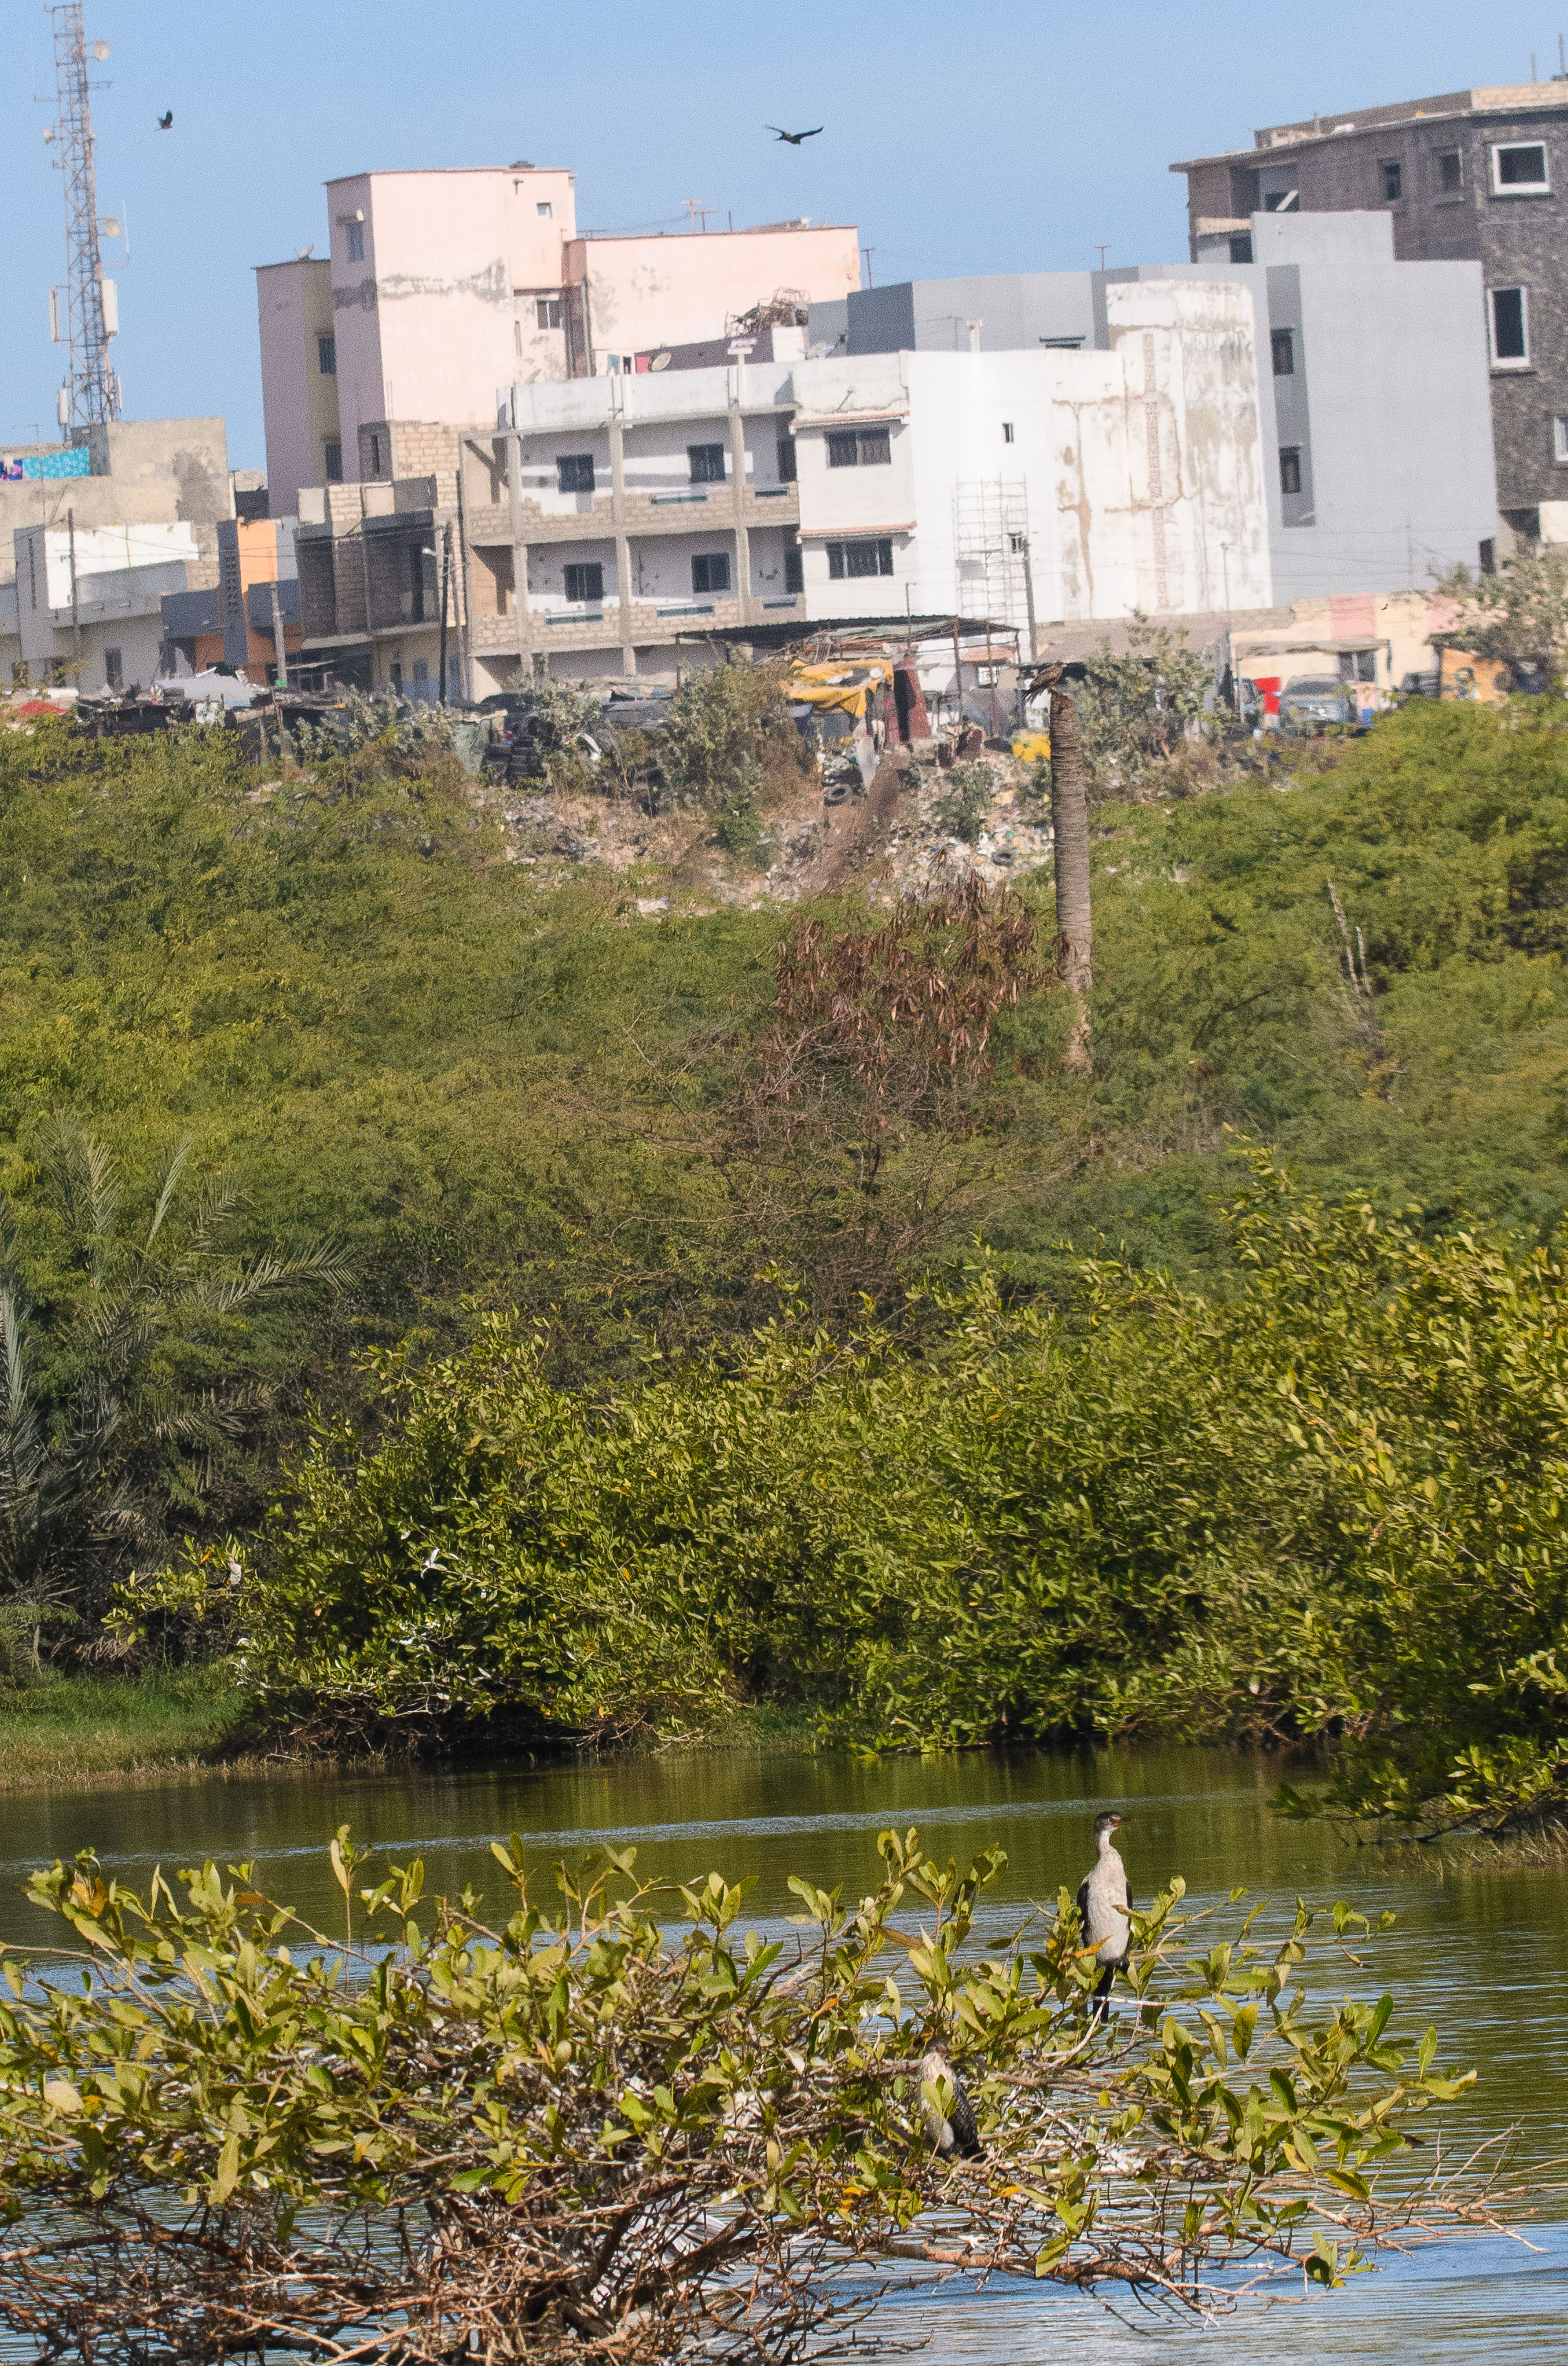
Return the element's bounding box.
[1490,141,1550,195]
[1488,285,1532,369]
[1554,415,1568,465]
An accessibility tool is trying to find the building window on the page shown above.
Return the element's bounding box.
[692,552,731,594]
[104,646,122,689]
[324,439,342,483]
[1270,327,1295,376]
[1002,421,1015,443]
[1437,148,1463,193]
[1554,416,1568,463]
[557,453,595,493]
[1380,159,1402,201]
[777,433,797,483]
[346,221,364,262]
[536,200,553,217]
[688,442,727,484]
[784,543,804,593]
[857,428,892,465]
[535,295,562,329]
[563,561,603,604]
[1490,286,1530,365]
[1493,142,1549,191]
[827,430,859,467]
[317,335,336,375]
[1279,447,1303,496]
[1338,650,1377,685]
[1263,187,1299,212]
[826,538,895,579]
[1229,234,1253,263]
[1009,531,1029,554]
[408,544,427,623]
[369,432,383,476]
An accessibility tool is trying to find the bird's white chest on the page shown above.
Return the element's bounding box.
[1085,1850,1130,1959]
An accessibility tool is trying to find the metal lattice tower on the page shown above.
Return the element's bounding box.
[48,1,118,430]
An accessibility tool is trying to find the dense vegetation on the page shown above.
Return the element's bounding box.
[8,691,1568,1816]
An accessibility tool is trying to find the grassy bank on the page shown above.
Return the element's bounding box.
[0,1670,251,1791]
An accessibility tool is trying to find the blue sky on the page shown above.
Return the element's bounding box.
[1,1,1560,472]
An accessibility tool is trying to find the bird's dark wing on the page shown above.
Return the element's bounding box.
[948,2071,982,2158]
[765,126,791,137]
[1075,1875,1091,1930]
[157,111,173,127]
[798,126,824,138]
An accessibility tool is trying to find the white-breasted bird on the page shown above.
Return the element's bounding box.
[920,2047,983,2159]
[1076,1810,1132,2017]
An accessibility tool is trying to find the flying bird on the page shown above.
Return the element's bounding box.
[1076,1811,1132,2021]
[157,111,173,129]
[920,2048,983,2160]
[766,124,823,145]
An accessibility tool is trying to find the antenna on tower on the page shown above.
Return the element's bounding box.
[46,3,120,432]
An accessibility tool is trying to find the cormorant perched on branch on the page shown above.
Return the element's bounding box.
[1076,1810,1131,2019]
[920,2048,982,2158]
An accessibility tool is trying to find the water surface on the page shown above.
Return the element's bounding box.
[4,1744,1563,2358]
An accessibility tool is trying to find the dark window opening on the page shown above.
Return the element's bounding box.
[1497,142,1548,188]
[564,561,604,604]
[1229,234,1253,264]
[1438,148,1463,193]
[1380,159,1402,202]
[535,296,562,329]
[1279,447,1303,497]
[688,443,727,485]
[858,428,892,465]
[827,431,859,468]
[409,544,427,623]
[1338,650,1377,685]
[346,221,364,262]
[784,544,804,594]
[1271,328,1295,376]
[1263,188,1299,212]
[557,453,595,493]
[369,432,383,476]
[1492,287,1528,363]
[826,538,894,580]
[692,552,731,595]
[1002,421,1016,443]
[777,434,797,483]
[104,646,122,689]
[317,335,336,375]
[324,439,343,483]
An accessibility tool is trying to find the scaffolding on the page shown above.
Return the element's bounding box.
[952,478,1033,647]
[48,1,118,430]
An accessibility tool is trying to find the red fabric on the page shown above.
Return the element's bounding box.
[1252,675,1282,716]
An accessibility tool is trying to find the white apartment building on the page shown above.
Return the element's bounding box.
[12,521,202,690]
[452,278,1272,687]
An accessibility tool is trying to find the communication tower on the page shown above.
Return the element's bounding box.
[45,2,120,430]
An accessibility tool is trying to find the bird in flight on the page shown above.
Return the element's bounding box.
[157,111,173,129]
[766,124,822,145]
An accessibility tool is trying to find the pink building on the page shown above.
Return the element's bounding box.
[258,165,860,513]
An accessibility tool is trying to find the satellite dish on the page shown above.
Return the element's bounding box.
[102,216,121,238]
[650,351,672,373]
[91,38,110,58]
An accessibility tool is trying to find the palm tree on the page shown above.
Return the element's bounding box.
[0,1123,349,1639]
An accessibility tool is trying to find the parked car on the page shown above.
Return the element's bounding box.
[1278,676,1352,731]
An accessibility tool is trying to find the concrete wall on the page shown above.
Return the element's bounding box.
[849,272,1096,355]
[568,225,860,372]
[257,259,340,520]
[0,419,230,590]
[325,166,578,476]
[14,520,200,689]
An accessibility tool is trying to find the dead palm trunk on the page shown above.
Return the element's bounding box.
[1048,683,1092,1073]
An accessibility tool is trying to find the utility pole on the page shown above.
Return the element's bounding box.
[46,3,119,430]
[861,247,875,288]
[68,505,81,680]
[438,523,453,703]
[269,582,289,690]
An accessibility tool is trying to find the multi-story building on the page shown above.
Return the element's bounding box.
[257,166,860,522]
[839,216,1498,603]
[1171,79,1568,538]
[286,279,1274,693]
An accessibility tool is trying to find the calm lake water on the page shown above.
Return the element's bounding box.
[3,1743,1564,2360]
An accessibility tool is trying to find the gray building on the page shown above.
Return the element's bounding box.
[1173,80,1568,537]
[839,216,1497,602]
